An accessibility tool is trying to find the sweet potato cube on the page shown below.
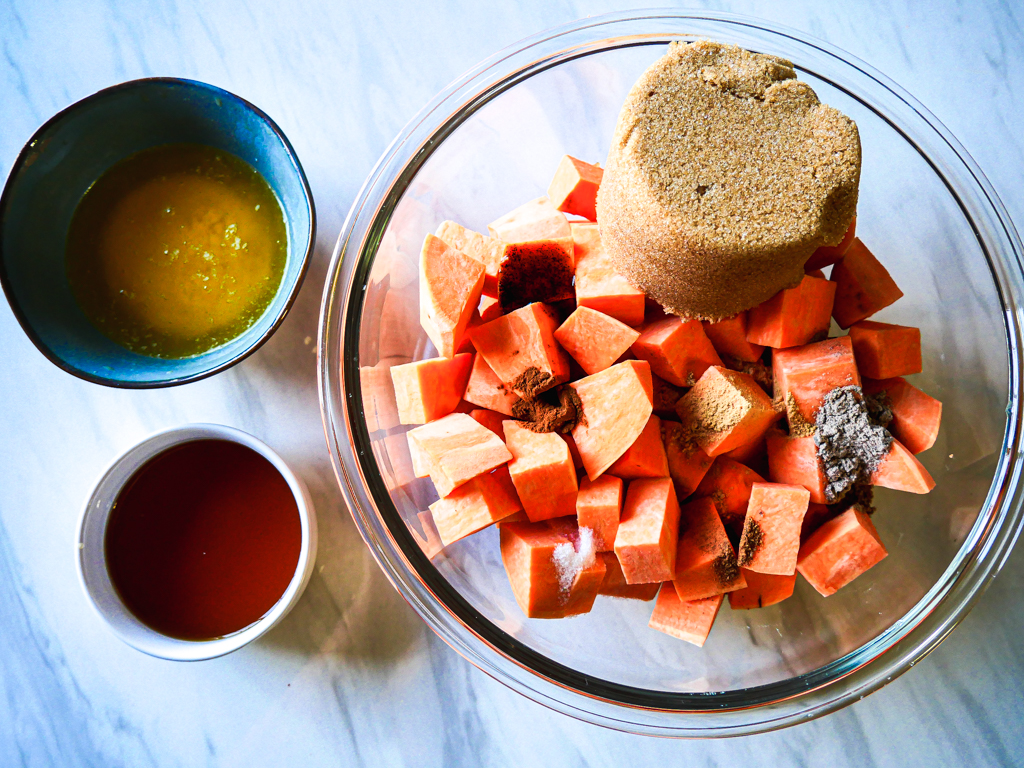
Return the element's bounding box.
[419,234,486,358]
[632,317,723,387]
[503,421,578,522]
[479,294,502,323]
[773,336,861,427]
[497,241,576,311]
[469,408,507,437]
[412,510,445,559]
[702,312,765,363]
[407,413,513,497]
[500,518,606,618]
[662,421,714,498]
[863,377,942,454]
[766,430,828,504]
[360,361,401,433]
[597,552,660,600]
[746,274,837,349]
[804,216,857,271]
[463,353,521,416]
[830,238,904,328]
[391,353,474,425]
[576,475,623,551]
[547,155,603,221]
[870,439,936,494]
[648,587,723,647]
[737,482,810,575]
[723,432,768,466]
[849,320,922,379]
[673,498,746,602]
[559,432,584,470]
[554,307,640,375]
[797,508,888,596]
[652,374,684,419]
[488,196,573,261]
[608,415,670,480]
[676,366,777,457]
[727,569,797,609]
[801,502,837,542]
[695,456,766,535]
[435,220,507,299]
[570,360,654,480]
[571,223,645,326]
[614,478,681,584]
[429,466,523,546]
[469,302,570,398]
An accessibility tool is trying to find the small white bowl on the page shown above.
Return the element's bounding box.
[76,424,318,661]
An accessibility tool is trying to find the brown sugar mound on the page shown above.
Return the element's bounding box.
[597,40,861,320]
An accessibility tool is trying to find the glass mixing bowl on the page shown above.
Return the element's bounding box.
[318,11,1024,736]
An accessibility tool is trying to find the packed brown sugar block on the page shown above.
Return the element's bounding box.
[766,429,828,504]
[773,336,861,427]
[737,482,810,575]
[570,360,654,480]
[830,238,904,328]
[407,412,513,497]
[429,466,523,546]
[728,569,797,609]
[614,478,681,584]
[547,155,604,221]
[870,439,936,494]
[804,216,857,271]
[576,474,624,552]
[648,586,724,647]
[746,273,837,349]
[488,196,574,261]
[390,353,474,425]
[435,220,507,299]
[631,317,723,387]
[797,507,888,596]
[695,456,766,536]
[702,311,764,363]
[597,552,660,600]
[672,497,746,602]
[469,302,570,398]
[571,222,645,326]
[863,377,942,454]
[676,366,777,457]
[662,421,714,498]
[503,420,579,522]
[555,306,640,375]
[419,234,486,358]
[608,415,670,480]
[849,320,922,379]
[462,353,521,416]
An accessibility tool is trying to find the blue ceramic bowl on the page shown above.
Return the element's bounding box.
[0,78,315,387]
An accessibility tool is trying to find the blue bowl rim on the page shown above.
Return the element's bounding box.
[0,76,316,389]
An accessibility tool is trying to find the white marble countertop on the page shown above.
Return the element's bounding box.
[2,0,1022,765]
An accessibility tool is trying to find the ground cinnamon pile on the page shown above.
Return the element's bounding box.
[512,385,585,434]
[737,518,763,566]
[510,366,556,399]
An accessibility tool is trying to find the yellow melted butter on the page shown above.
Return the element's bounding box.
[66,143,287,358]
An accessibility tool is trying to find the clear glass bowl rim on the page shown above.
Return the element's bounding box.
[318,9,1024,737]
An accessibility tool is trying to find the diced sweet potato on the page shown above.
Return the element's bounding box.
[702,312,765,363]
[614,478,681,584]
[435,220,507,298]
[488,196,573,261]
[559,432,584,470]
[863,377,942,454]
[360,360,402,433]
[648,587,723,647]
[547,155,603,221]
[797,508,888,596]
[429,466,523,546]
[419,234,486,358]
[746,274,837,349]
[469,408,507,437]
[378,285,420,360]
[652,374,684,420]
[661,421,714,498]
[632,317,723,387]
[676,366,777,457]
[830,238,904,328]
[391,354,474,424]
[695,456,766,536]
[576,475,623,551]
[570,360,654,480]
[597,552,660,600]
[469,302,570,398]
[479,294,503,323]
[766,430,828,504]
[804,216,856,271]
[773,336,861,427]
[412,510,445,559]
[497,240,576,311]
[800,502,836,542]
[737,482,810,575]
[571,222,645,326]
[723,432,768,467]
[407,413,513,497]
[554,307,640,375]
[849,320,923,379]
[673,498,746,602]
[870,439,936,494]
[727,569,797,609]
[463,353,521,416]
[608,415,670,480]
[503,421,578,522]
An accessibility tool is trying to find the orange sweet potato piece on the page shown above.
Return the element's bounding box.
[676,366,777,457]
[766,430,828,504]
[648,587,723,647]
[800,502,836,542]
[412,510,445,559]
[576,474,623,551]
[407,413,513,497]
[570,360,654,480]
[737,482,810,575]
[571,222,645,326]
[497,240,576,311]
[773,336,861,427]
[746,274,837,349]
[727,569,796,609]
[632,317,723,387]
[870,439,936,493]
[463,353,521,416]
[360,360,402,433]
[469,302,570,398]
[559,432,584,470]
[651,374,684,420]
[488,197,573,260]
[469,408,507,437]
[479,294,503,323]
[797,507,888,596]
[608,415,670,480]
[849,320,922,379]
[435,220,507,299]
[661,421,714,498]
[597,552,660,600]
[614,478,681,584]
[695,456,766,535]
[554,306,640,375]
[503,421,578,522]
[702,312,765,363]
[419,234,486,358]
[804,216,857,271]
[673,498,746,602]
[723,432,768,467]
[830,238,904,328]
[391,353,474,425]
[863,377,942,454]
[429,466,523,546]
[547,155,603,221]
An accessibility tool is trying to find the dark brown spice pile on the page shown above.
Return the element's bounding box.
[712,546,740,585]
[512,385,586,434]
[814,385,892,502]
[738,517,763,566]
[721,354,773,394]
[510,366,556,399]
